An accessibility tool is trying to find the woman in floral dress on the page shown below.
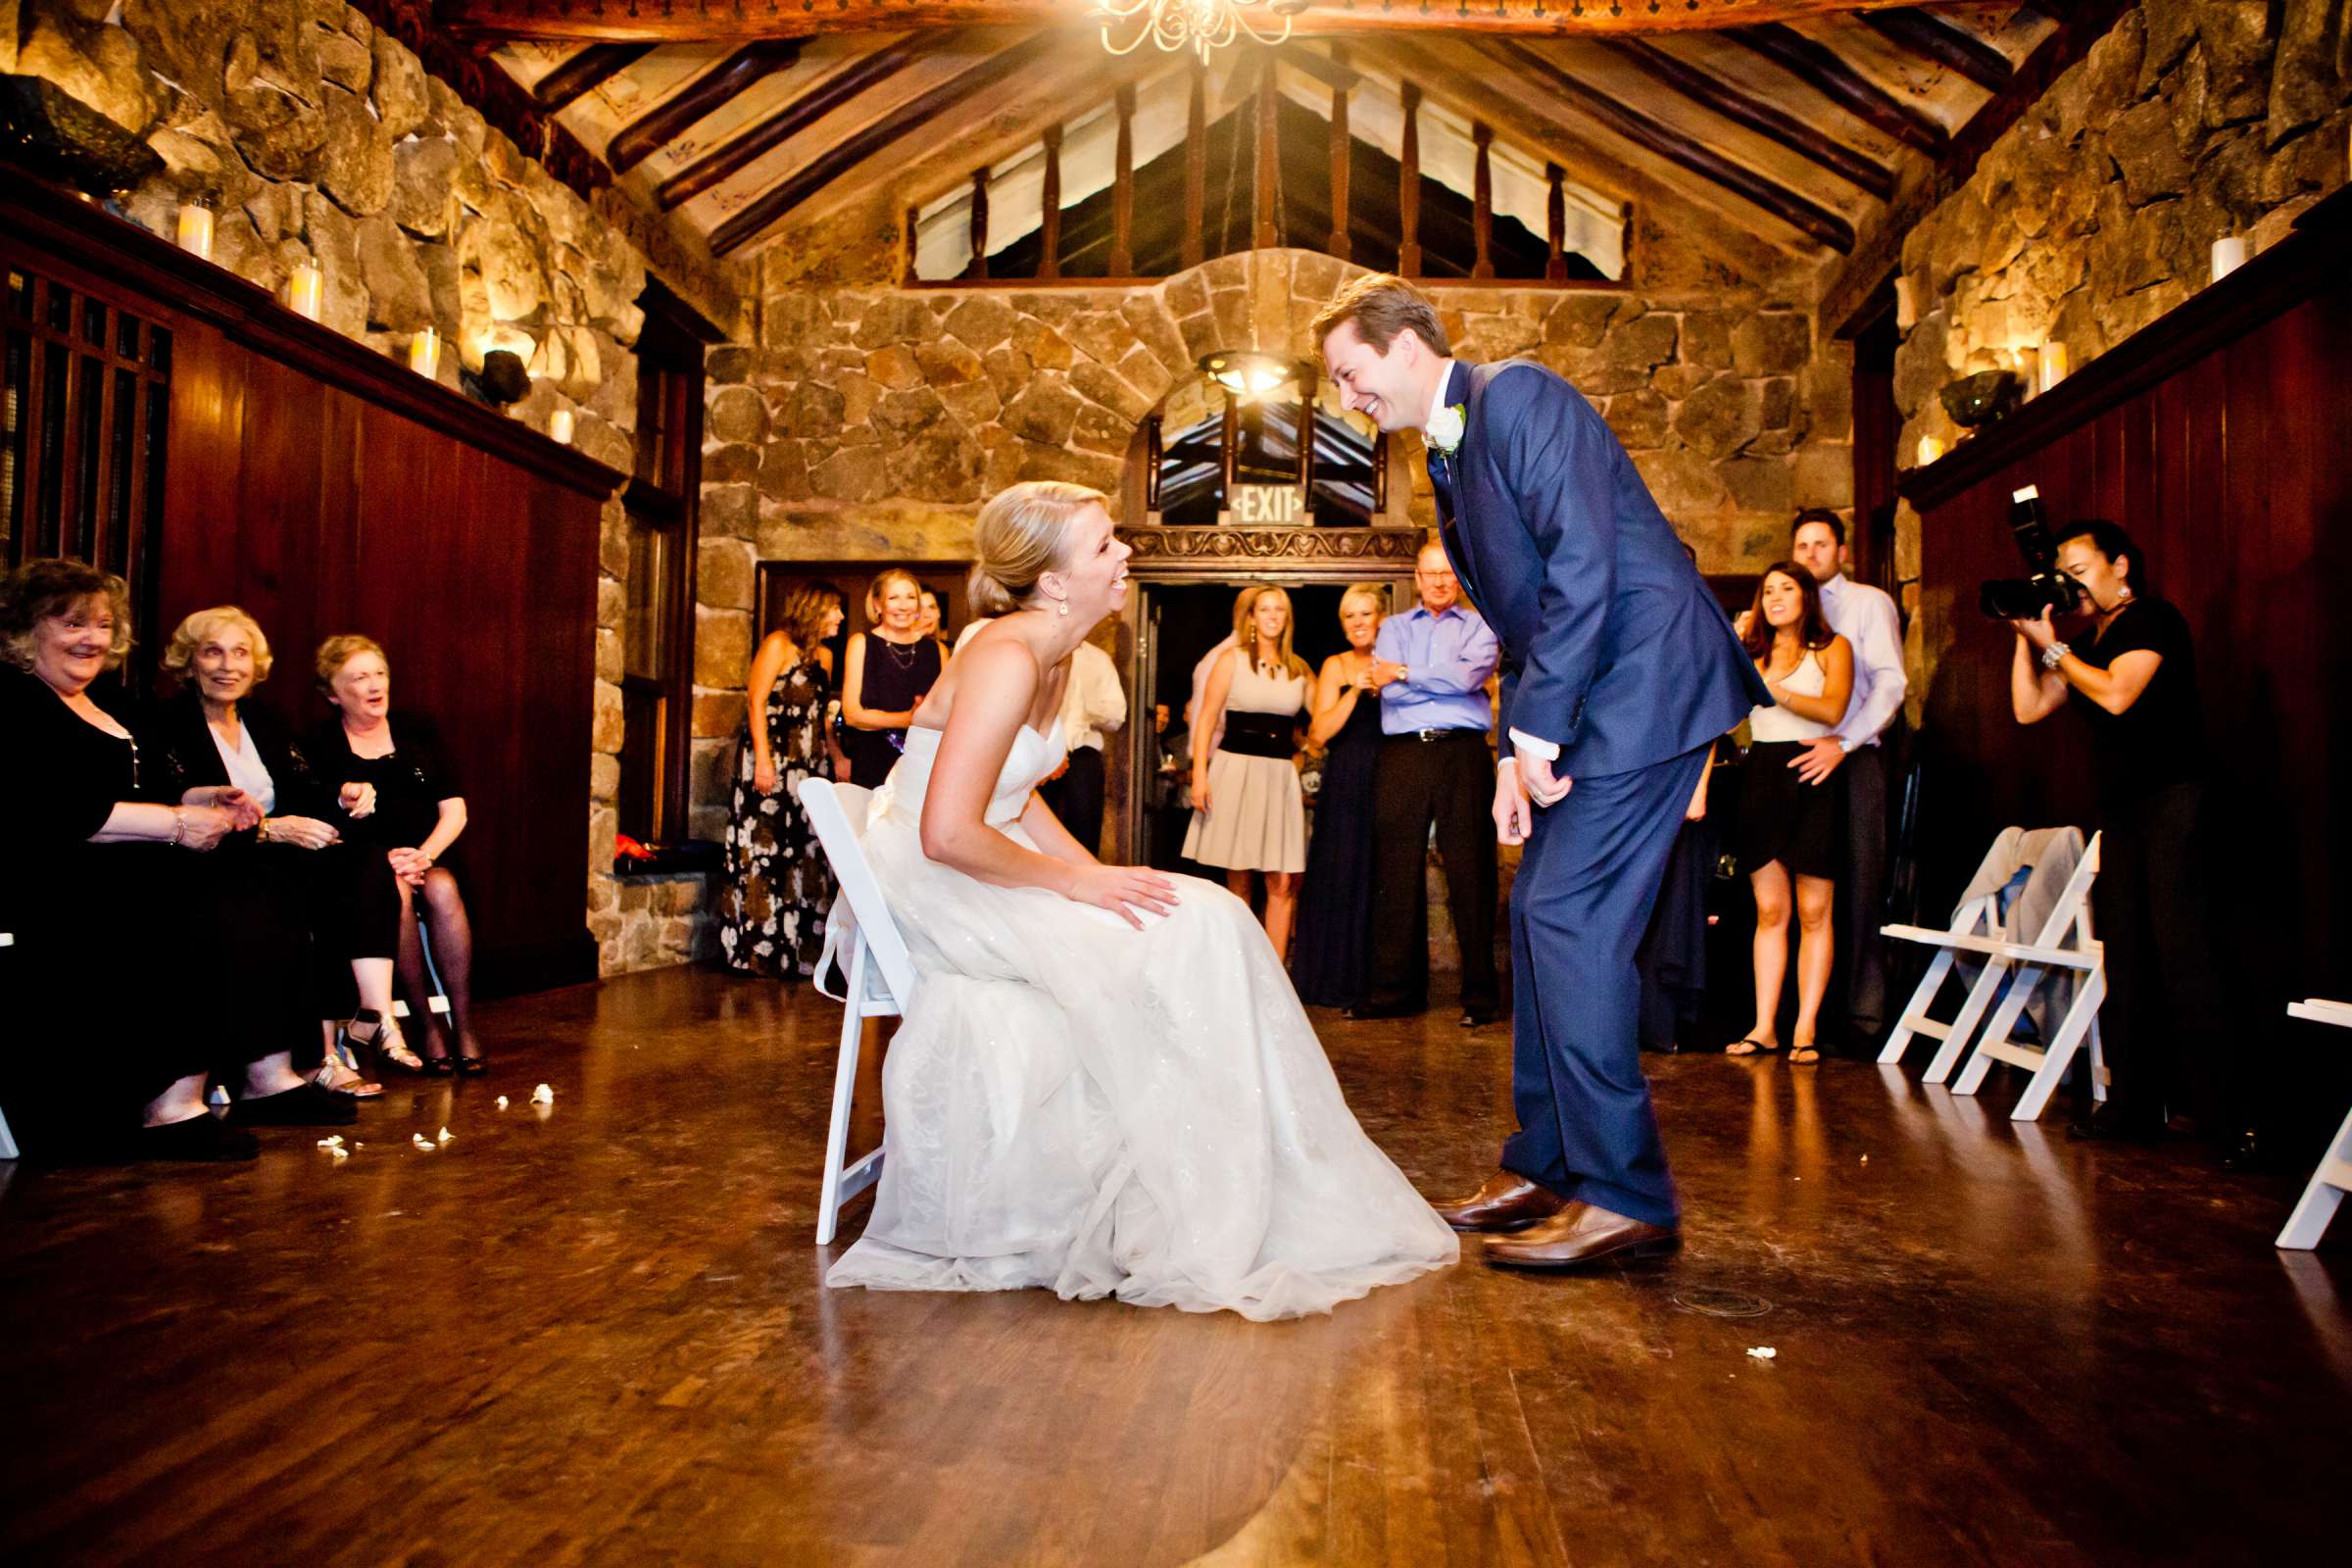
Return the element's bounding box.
[720,583,846,979]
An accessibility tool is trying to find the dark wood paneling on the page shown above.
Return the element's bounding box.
[4,172,617,997]
[1908,220,2352,1027]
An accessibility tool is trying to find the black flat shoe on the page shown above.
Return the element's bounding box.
[455,1053,489,1078]
[228,1083,361,1127]
[419,1054,457,1077]
[138,1114,260,1162]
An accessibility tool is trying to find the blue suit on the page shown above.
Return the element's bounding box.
[1429,359,1768,1225]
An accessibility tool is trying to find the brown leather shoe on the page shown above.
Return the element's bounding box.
[1431,1171,1567,1234]
[1482,1202,1681,1271]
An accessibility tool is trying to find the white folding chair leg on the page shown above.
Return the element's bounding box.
[2277,1102,2352,1250]
[1921,956,2010,1085]
[1879,948,1956,1065]
[0,1103,18,1161]
[2005,965,2106,1122]
[814,937,886,1247]
[1952,958,2051,1097]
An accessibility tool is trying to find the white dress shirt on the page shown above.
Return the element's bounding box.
[209,718,277,815]
[1816,572,1905,751]
[1059,640,1127,754]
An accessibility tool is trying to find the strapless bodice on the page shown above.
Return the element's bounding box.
[872,721,1067,831]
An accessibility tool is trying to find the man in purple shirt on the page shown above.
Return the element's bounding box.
[1351,541,1504,1026]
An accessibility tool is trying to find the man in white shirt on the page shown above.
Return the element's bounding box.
[1788,509,1907,1047]
[1042,637,1127,857]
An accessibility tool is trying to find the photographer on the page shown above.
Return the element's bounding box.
[2008,519,2247,1162]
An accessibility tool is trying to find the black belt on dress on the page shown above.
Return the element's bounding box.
[1217,710,1297,760]
[1392,727,1488,745]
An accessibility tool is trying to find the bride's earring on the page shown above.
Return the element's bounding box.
[1054,597,1070,617]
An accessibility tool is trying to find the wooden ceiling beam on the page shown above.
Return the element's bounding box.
[1859,9,2016,93]
[526,42,653,111]
[608,40,801,175]
[1597,37,1893,199]
[439,0,1930,45]
[655,34,939,212]
[709,31,1065,255]
[1730,23,1947,156]
[1478,39,1853,253]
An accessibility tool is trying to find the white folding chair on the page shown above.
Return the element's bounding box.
[1878,885,2008,1072]
[2278,998,2352,1250]
[799,779,918,1247]
[1943,835,2106,1120]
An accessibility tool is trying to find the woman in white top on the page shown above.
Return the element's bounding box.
[824,481,1455,1318]
[1729,564,1853,1063]
[1186,585,1310,956]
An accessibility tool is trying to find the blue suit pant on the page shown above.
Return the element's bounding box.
[1501,743,1710,1227]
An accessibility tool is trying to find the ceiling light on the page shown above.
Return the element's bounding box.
[1093,0,1304,64]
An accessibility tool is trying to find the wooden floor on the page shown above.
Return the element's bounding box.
[3,966,2347,1566]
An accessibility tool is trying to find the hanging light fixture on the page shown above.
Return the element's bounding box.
[1200,349,1300,400]
[1093,0,1304,64]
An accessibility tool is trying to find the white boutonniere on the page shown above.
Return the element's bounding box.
[1426,403,1466,458]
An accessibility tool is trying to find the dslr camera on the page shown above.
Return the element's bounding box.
[1979,485,2083,619]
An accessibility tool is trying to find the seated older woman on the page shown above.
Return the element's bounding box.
[0,560,353,1161]
[148,606,408,1095]
[308,635,487,1073]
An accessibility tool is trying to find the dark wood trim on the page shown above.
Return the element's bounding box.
[1599,37,1893,199]
[1544,163,1567,282]
[1483,39,1855,253]
[1038,122,1063,281]
[1251,67,1279,252]
[1182,62,1206,270]
[609,39,800,174]
[963,166,991,280]
[1821,0,2132,338]
[478,933,600,999]
[1898,185,2352,513]
[1327,52,1352,263]
[654,32,935,212]
[1731,22,1947,156]
[1860,9,2015,93]
[1397,80,1423,276]
[708,31,1057,255]
[1112,84,1138,277]
[0,165,620,499]
[1470,122,1495,279]
[529,41,654,111]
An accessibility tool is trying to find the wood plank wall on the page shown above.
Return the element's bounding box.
[1905,212,2352,1016]
[7,177,618,996]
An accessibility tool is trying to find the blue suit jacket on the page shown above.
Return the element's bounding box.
[1427,359,1770,778]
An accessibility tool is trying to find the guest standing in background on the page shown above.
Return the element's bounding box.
[0,560,258,1160]
[1185,584,1260,752]
[1187,586,1310,956]
[1040,636,1126,858]
[310,635,488,1075]
[1292,584,1388,1009]
[915,582,954,663]
[840,568,943,787]
[1729,564,1853,1064]
[722,582,845,980]
[1353,542,1503,1027]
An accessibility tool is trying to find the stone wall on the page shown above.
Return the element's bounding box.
[8,0,709,976]
[1886,0,2350,715]
[691,248,1851,833]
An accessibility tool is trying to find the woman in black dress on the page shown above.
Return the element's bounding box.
[309,634,486,1074]
[1292,585,1387,1008]
[0,560,301,1160]
[839,567,943,787]
[722,582,844,979]
[1730,564,1853,1063]
[146,607,404,1097]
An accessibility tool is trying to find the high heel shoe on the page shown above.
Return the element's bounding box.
[343,1010,425,1075]
[455,1051,489,1078]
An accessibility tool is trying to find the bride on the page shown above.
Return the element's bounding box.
[825,481,1457,1320]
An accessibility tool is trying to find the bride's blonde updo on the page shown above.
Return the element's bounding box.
[966,480,1108,617]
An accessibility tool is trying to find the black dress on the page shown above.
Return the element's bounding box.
[720,654,836,979]
[306,711,466,881]
[839,634,942,788]
[1290,690,1382,1008]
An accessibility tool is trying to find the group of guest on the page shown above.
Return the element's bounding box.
[2,559,485,1163]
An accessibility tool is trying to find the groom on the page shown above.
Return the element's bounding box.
[1313,276,1769,1270]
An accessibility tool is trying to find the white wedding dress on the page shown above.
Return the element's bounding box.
[825,720,1457,1320]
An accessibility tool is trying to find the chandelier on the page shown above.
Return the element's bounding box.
[1092,0,1299,64]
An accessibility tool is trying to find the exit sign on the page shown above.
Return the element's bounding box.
[1231,485,1302,524]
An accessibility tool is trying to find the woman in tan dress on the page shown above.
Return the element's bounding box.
[1186,585,1310,956]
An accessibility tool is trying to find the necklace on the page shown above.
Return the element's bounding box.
[877,634,919,670]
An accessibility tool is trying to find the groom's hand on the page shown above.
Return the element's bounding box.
[1494,760,1534,845]
[1520,752,1572,808]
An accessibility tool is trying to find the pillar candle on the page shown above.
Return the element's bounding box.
[1917,435,1945,466]
[408,326,439,378]
[2038,342,2070,394]
[287,264,322,321]
[549,410,574,446]
[2210,235,2247,283]
[175,204,213,261]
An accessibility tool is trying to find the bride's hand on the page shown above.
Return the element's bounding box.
[1070,863,1180,929]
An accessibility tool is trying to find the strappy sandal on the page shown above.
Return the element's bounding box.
[312,1036,385,1099]
[1723,1038,1781,1056]
[343,1010,425,1074]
